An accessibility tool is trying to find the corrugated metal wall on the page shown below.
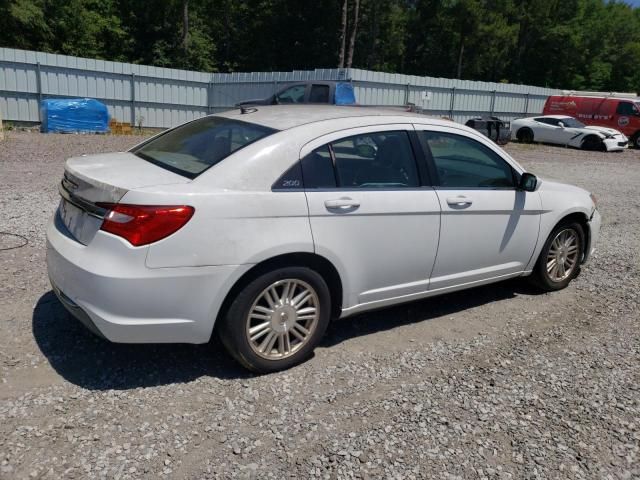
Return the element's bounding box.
[0,47,560,128]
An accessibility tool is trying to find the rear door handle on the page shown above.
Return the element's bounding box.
[324,198,360,210]
[446,196,473,206]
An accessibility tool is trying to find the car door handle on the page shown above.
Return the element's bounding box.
[446,196,473,206]
[324,198,360,210]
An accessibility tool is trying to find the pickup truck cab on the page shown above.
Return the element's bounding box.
[237,81,356,107]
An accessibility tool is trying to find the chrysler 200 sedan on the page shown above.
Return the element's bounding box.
[46,106,601,372]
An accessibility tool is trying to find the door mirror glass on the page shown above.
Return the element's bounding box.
[519,172,538,192]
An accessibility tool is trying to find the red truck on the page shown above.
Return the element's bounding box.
[543,93,640,148]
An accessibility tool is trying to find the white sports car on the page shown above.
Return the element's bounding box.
[511,115,628,151]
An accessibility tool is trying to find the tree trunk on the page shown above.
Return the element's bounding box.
[182,0,190,51]
[456,38,464,79]
[338,0,348,68]
[346,0,360,68]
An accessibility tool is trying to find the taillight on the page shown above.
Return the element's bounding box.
[97,204,194,246]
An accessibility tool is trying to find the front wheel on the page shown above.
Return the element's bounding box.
[581,136,606,151]
[218,267,331,373]
[530,222,584,291]
[631,132,640,149]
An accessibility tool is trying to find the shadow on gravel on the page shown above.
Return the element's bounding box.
[322,278,542,348]
[33,279,542,390]
[32,291,252,390]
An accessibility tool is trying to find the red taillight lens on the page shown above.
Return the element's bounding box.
[97,204,194,247]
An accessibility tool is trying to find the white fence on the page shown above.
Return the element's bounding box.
[0,47,560,128]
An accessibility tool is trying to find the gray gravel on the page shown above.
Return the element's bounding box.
[0,132,639,479]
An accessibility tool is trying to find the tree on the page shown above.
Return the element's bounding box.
[346,0,360,68]
[338,0,348,67]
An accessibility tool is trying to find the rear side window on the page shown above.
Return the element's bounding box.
[535,117,559,126]
[301,131,419,189]
[301,145,336,188]
[133,117,276,179]
[309,84,330,103]
[419,131,515,188]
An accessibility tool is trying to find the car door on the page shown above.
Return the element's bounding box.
[275,84,307,104]
[301,125,441,309]
[414,126,542,291]
[533,118,561,143]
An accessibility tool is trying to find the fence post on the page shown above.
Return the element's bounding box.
[523,93,530,116]
[208,80,213,114]
[404,83,410,105]
[130,73,136,125]
[449,87,456,118]
[36,62,43,122]
[490,90,496,116]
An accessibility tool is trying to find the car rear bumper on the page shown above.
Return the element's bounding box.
[46,213,249,344]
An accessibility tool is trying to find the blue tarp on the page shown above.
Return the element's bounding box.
[40,98,110,133]
[335,82,356,105]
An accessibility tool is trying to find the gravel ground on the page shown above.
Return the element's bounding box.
[0,131,638,479]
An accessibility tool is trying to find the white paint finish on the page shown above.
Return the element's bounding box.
[45,107,601,344]
[511,115,628,151]
[429,189,541,289]
[306,189,441,307]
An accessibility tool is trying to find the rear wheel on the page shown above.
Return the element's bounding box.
[218,267,331,373]
[631,131,640,149]
[517,128,534,144]
[530,222,584,291]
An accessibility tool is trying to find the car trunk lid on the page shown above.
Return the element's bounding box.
[59,152,190,245]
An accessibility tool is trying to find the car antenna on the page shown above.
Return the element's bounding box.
[240,106,258,114]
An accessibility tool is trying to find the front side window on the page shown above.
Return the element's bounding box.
[616,101,640,116]
[133,117,276,179]
[276,85,306,104]
[560,118,585,128]
[301,131,419,189]
[419,131,515,188]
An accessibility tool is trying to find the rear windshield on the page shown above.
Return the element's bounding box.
[132,116,276,179]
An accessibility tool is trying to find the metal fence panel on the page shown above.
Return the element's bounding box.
[1,47,565,129]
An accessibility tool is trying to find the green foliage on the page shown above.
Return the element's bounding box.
[0,0,639,92]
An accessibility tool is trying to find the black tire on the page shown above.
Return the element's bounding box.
[631,131,640,149]
[581,135,606,152]
[217,266,331,373]
[517,128,534,144]
[530,221,584,291]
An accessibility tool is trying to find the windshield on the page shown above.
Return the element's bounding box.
[561,118,585,128]
[133,116,276,179]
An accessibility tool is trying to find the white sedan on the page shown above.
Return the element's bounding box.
[511,115,628,151]
[47,106,601,372]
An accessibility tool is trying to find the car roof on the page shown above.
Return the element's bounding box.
[534,115,573,120]
[214,105,449,131]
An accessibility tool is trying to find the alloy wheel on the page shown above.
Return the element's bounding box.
[245,279,320,360]
[546,228,579,282]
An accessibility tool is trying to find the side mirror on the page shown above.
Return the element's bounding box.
[519,172,538,192]
[558,121,565,128]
